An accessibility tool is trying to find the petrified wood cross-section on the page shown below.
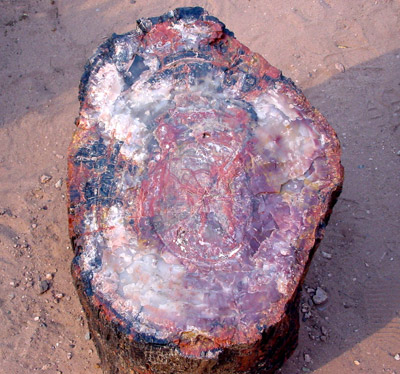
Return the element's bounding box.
[67,7,343,374]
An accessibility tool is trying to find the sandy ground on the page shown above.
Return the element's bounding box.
[0,0,399,373]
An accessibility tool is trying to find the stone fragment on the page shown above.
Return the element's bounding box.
[335,62,345,73]
[40,174,52,184]
[41,363,51,370]
[39,280,50,294]
[55,179,63,189]
[313,287,329,305]
[67,7,343,374]
[321,251,332,259]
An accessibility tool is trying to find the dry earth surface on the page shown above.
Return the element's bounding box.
[0,1,399,373]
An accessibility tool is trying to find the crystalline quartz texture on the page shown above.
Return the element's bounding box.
[75,17,334,344]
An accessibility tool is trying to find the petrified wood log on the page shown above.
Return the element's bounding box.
[67,7,343,374]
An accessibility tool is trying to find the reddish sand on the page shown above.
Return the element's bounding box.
[0,1,399,374]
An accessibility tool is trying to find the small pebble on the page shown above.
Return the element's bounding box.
[335,62,345,73]
[394,353,400,361]
[312,287,328,305]
[354,360,361,366]
[304,353,312,363]
[45,273,53,280]
[85,331,91,340]
[8,293,15,300]
[321,251,332,259]
[301,304,310,313]
[55,293,64,299]
[31,223,37,229]
[308,332,316,340]
[39,280,50,294]
[19,12,29,21]
[40,174,52,184]
[343,301,353,309]
[67,352,73,360]
[55,179,63,189]
[305,287,314,294]
[34,316,40,321]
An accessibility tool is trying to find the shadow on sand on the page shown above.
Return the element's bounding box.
[281,48,400,373]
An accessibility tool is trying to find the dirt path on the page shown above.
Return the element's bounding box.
[0,1,399,373]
